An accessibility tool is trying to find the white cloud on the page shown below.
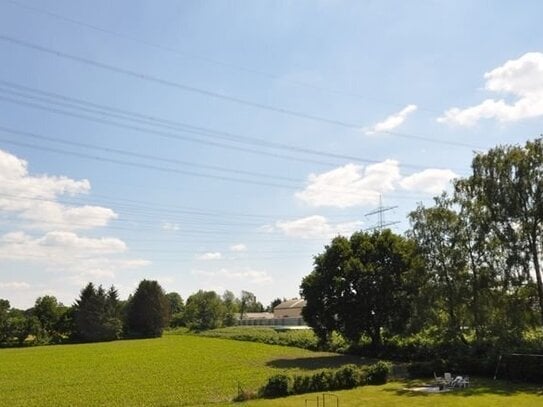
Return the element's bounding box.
[296,160,401,208]
[197,252,222,260]
[0,281,30,289]
[0,149,117,230]
[161,222,180,231]
[366,104,417,134]
[0,230,148,279]
[230,243,247,252]
[400,169,457,195]
[296,160,461,208]
[438,52,543,126]
[192,267,272,284]
[275,215,363,239]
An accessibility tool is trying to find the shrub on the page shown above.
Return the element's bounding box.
[333,364,360,389]
[309,370,335,392]
[363,361,391,385]
[292,374,312,394]
[260,374,290,398]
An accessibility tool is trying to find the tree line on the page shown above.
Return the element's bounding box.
[301,138,543,369]
[0,280,269,346]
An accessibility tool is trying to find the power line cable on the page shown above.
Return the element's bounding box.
[1,0,442,115]
[0,34,481,150]
[0,80,472,175]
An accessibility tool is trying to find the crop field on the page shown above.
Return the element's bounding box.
[0,333,358,406]
[2,333,541,406]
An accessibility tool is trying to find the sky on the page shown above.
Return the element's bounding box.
[0,0,542,309]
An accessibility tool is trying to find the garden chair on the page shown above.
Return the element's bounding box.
[444,372,453,386]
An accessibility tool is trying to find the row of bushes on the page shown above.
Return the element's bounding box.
[254,362,391,399]
[199,327,348,352]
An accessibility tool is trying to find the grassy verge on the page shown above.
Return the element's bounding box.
[225,379,543,406]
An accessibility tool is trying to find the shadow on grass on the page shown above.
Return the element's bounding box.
[384,378,543,398]
[267,354,376,370]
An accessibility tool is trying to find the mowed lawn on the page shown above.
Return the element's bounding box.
[230,380,543,407]
[0,334,350,406]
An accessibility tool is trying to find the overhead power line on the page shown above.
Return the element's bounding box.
[2,0,441,114]
[0,80,470,173]
[0,34,481,150]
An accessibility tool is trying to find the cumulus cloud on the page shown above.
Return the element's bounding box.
[197,252,222,260]
[229,243,247,252]
[366,104,417,134]
[438,52,543,126]
[0,231,147,278]
[192,267,272,284]
[0,149,116,230]
[295,160,456,209]
[275,215,363,239]
[296,160,401,208]
[0,149,150,300]
[400,169,457,195]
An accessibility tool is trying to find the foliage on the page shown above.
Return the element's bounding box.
[199,326,340,351]
[301,230,423,348]
[259,362,390,399]
[260,374,291,398]
[222,290,239,327]
[73,283,123,342]
[362,361,392,384]
[127,280,169,338]
[184,290,225,331]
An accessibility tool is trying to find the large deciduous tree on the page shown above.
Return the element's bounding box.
[184,290,225,331]
[301,230,422,348]
[456,138,543,324]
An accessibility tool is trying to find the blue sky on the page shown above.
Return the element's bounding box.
[1,0,542,308]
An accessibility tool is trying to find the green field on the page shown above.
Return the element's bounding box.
[0,333,360,406]
[2,333,541,406]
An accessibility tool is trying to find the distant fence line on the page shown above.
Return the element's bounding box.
[237,317,306,327]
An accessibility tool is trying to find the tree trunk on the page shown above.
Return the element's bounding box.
[529,236,543,324]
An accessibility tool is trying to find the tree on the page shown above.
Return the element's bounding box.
[239,290,264,319]
[269,298,284,312]
[301,230,421,348]
[165,292,185,327]
[0,299,10,343]
[184,290,224,331]
[222,290,239,326]
[73,283,123,342]
[408,197,471,342]
[127,280,169,338]
[32,295,64,340]
[455,138,543,324]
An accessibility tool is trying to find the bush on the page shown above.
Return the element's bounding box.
[292,374,312,394]
[363,361,391,385]
[260,374,290,398]
[309,370,335,392]
[333,364,360,389]
[257,361,390,400]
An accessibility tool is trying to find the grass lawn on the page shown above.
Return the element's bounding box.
[229,379,543,407]
[0,333,362,406]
